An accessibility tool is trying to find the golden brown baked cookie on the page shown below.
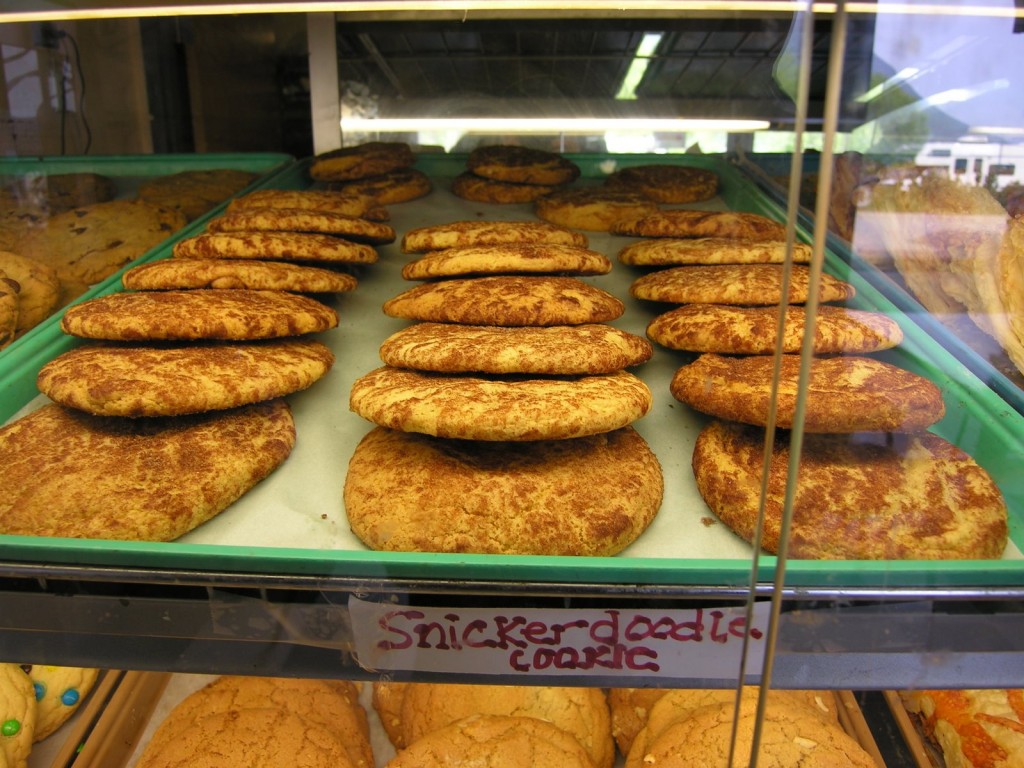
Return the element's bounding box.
[143,676,371,768]
[671,353,945,432]
[466,144,581,186]
[38,338,335,417]
[401,243,611,280]
[135,708,355,768]
[22,665,98,742]
[379,322,652,375]
[402,219,588,252]
[625,698,875,768]
[618,236,812,266]
[173,231,378,264]
[902,688,1024,768]
[383,276,624,326]
[603,164,718,204]
[0,400,295,541]
[345,426,662,556]
[691,420,1008,559]
[647,304,904,355]
[61,289,338,341]
[15,200,188,285]
[227,188,388,221]
[641,688,839,743]
[207,206,396,244]
[0,251,60,333]
[122,258,357,293]
[0,663,35,768]
[327,167,432,205]
[0,269,17,349]
[612,209,787,240]
[534,187,659,232]
[630,264,856,306]
[398,683,613,768]
[309,141,415,182]
[451,172,561,204]
[137,168,258,221]
[386,714,597,768]
[351,367,652,440]
[610,688,839,759]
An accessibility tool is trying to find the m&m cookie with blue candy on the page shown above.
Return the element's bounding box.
[21,665,98,741]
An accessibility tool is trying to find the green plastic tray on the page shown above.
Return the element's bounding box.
[0,152,1021,591]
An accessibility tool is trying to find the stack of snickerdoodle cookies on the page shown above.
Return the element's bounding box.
[309,141,432,204]
[346,217,664,557]
[1,186,397,543]
[617,206,1008,560]
[452,144,580,204]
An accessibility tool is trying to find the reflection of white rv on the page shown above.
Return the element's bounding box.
[915,139,1024,190]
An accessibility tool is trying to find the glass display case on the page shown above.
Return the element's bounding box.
[1,1,1023,765]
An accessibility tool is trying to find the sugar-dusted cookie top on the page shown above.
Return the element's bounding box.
[612,209,785,240]
[670,353,945,433]
[402,219,587,253]
[227,188,388,221]
[345,426,662,557]
[173,231,378,264]
[384,276,623,326]
[647,304,903,355]
[466,144,580,186]
[603,163,718,204]
[451,172,561,204]
[0,400,295,542]
[123,258,357,293]
[38,339,335,417]
[379,322,651,375]
[309,141,415,182]
[630,264,855,305]
[350,366,652,441]
[61,289,338,341]
[691,420,1008,560]
[618,236,811,266]
[535,186,659,232]
[327,167,432,205]
[207,206,396,244]
[401,243,611,280]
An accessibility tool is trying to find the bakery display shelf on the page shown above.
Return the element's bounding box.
[2,152,1024,686]
[732,150,1024,416]
[0,152,1022,587]
[62,672,889,768]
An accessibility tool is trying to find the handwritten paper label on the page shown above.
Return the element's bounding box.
[349,597,768,680]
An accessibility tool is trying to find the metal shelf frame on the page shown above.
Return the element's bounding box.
[3,562,1024,689]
